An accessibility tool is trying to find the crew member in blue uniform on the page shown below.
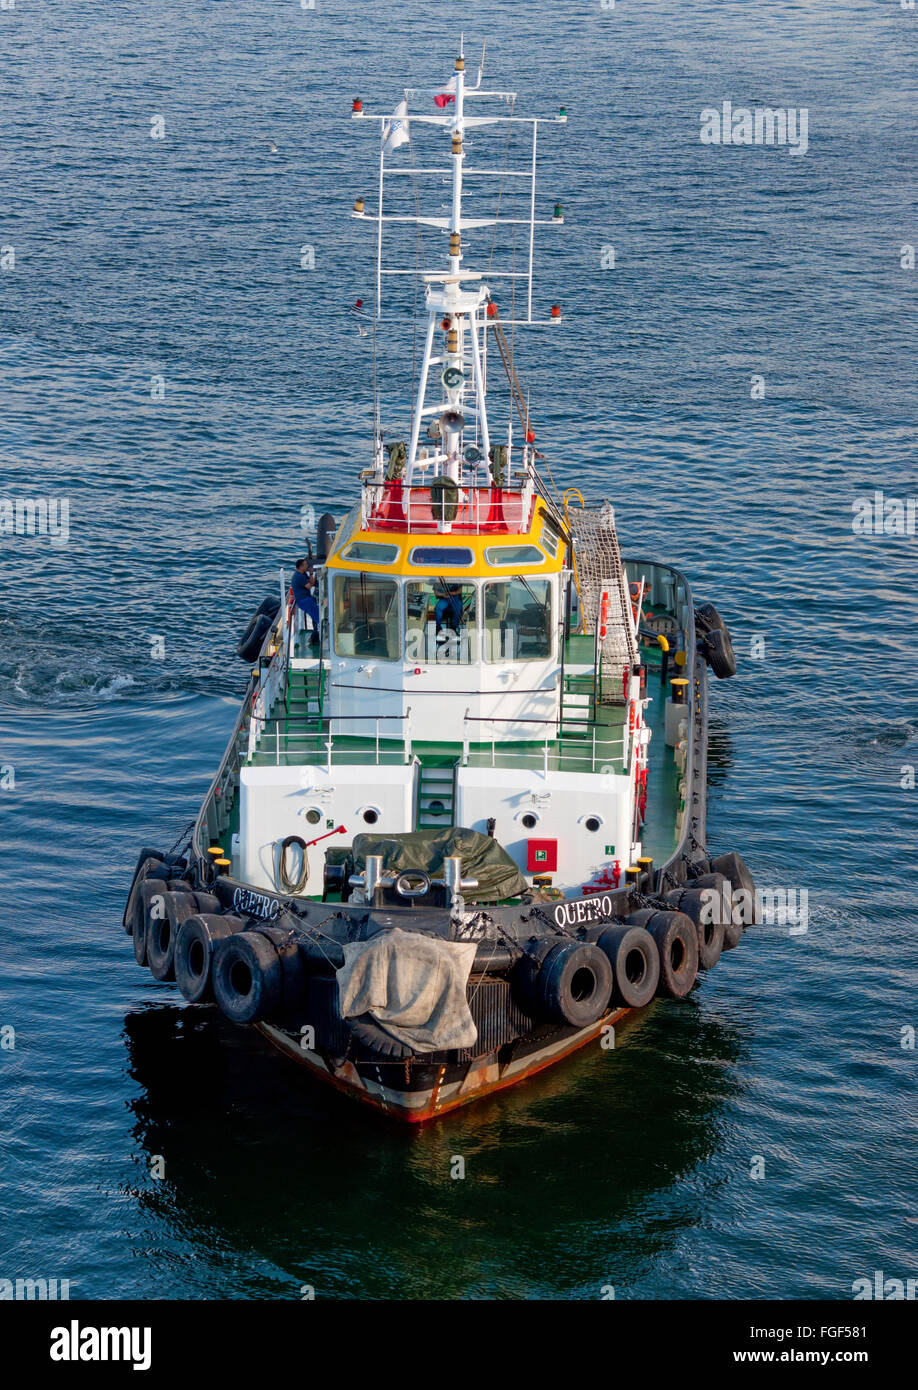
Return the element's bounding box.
[291,557,321,642]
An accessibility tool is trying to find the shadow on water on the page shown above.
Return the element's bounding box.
[705,714,734,788]
[122,997,750,1298]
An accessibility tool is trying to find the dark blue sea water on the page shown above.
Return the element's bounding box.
[1,0,916,1300]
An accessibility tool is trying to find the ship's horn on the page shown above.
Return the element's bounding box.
[439,409,465,437]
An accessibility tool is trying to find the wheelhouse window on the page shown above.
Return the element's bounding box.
[334,573,400,660]
[484,544,545,566]
[342,541,399,564]
[408,546,474,568]
[483,577,553,662]
[405,579,478,664]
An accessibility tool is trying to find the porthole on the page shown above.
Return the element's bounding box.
[584,816,602,833]
[362,807,379,825]
[304,808,322,825]
[521,812,539,829]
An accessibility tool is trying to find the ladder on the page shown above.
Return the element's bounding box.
[415,757,457,829]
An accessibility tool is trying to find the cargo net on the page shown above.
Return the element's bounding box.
[567,501,638,703]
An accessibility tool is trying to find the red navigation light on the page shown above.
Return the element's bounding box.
[352,99,363,113]
[550,304,561,318]
[486,302,498,319]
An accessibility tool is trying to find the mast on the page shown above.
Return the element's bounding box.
[351,47,566,507]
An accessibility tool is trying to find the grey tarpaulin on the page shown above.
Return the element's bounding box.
[351,826,527,902]
[336,927,479,1053]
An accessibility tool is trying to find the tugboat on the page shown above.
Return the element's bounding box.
[124,48,756,1122]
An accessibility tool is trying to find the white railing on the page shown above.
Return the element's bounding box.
[460,713,626,775]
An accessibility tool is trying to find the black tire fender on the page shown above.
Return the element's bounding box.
[175,914,243,1004]
[123,850,164,935]
[596,924,660,1008]
[213,931,285,1024]
[634,909,699,999]
[348,1014,415,1058]
[147,891,197,982]
[710,851,758,925]
[701,627,737,679]
[664,887,726,966]
[694,602,728,636]
[137,878,169,966]
[237,610,274,663]
[316,513,338,562]
[254,926,307,1012]
[517,940,613,1028]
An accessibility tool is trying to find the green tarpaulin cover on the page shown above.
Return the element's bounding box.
[351,827,526,903]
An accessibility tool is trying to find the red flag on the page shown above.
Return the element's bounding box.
[433,93,455,108]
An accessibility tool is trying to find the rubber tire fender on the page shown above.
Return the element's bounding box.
[237,611,274,663]
[316,513,338,562]
[136,878,169,966]
[633,909,699,999]
[147,891,198,982]
[255,595,281,621]
[694,602,728,636]
[681,870,742,947]
[213,930,285,1024]
[189,890,222,915]
[174,913,243,1004]
[663,888,726,967]
[254,926,307,1012]
[123,850,165,935]
[710,851,758,925]
[596,924,660,1008]
[348,1013,415,1059]
[532,940,613,1028]
[471,940,514,975]
[701,627,737,679]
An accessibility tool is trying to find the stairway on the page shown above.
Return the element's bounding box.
[283,667,325,730]
[415,757,457,829]
[250,665,326,764]
[559,673,594,739]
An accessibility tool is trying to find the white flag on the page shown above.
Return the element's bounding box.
[382,100,410,156]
